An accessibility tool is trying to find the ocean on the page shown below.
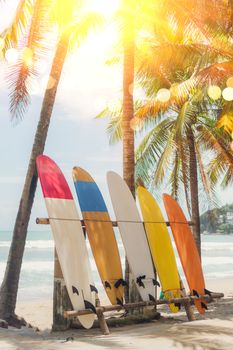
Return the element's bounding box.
[0,230,233,302]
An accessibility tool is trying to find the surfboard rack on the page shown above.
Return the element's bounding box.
[64,292,224,334]
[36,217,195,227]
[36,217,223,334]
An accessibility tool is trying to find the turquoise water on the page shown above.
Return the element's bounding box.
[0,231,233,301]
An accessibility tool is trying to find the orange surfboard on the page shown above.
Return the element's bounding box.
[163,194,207,314]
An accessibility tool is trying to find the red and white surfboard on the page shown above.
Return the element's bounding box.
[36,155,96,329]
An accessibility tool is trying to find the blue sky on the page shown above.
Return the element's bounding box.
[1,1,233,231]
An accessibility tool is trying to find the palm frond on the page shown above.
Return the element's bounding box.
[168,151,181,199]
[8,0,52,120]
[107,114,123,145]
[195,142,218,209]
[69,11,105,51]
[197,61,233,84]
[177,139,191,216]
[152,127,176,186]
[1,0,34,51]
[207,154,228,187]
[135,118,174,186]
[217,102,233,135]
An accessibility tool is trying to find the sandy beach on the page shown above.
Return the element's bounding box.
[0,276,232,350]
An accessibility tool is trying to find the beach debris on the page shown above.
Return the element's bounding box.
[0,319,8,329]
[61,336,74,343]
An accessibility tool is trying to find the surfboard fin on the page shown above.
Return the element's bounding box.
[136,275,146,288]
[193,289,199,298]
[174,303,181,310]
[193,289,200,298]
[201,302,208,310]
[84,300,97,314]
[116,298,124,306]
[149,294,156,302]
[204,288,212,296]
[90,284,98,293]
[152,279,160,287]
[104,281,111,289]
[72,286,79,296]
[114,278,128,288]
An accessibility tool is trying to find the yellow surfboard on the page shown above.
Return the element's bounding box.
[137,186,181,312]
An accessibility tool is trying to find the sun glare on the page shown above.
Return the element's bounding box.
[157,88,171,103]
[207,85,222,100]
[0,37,4,50]
[22,47,33,66]
[85,0,119,16]
[222,87,233,101]
[5,48,19,64]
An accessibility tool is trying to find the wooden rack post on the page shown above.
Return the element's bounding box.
[52,249,73,331]
[180,278,195,321]
[95,294,110,335]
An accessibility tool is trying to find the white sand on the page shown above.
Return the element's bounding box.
[0,277,232,350]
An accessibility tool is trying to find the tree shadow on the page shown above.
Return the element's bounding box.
[0,298,232,349]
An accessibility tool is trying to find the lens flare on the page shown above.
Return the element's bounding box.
[222,87,233,101]
[22,47,33,66]
[5,48,19,64]
[226,77,233,88]
[130,117,142,131]
[41,75,56,90]
[0,37,4,50]
[157,88,171,103]
[107,99,122,111]
[26,79,40,95]
[207,85,221,100]
[128,83,134,95]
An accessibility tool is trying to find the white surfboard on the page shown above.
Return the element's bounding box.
[36,155,96,329]
[107,171,157,302]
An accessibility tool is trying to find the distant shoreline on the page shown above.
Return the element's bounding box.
[202,232,233,235]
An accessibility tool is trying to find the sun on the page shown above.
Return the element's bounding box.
[85,0,119,16]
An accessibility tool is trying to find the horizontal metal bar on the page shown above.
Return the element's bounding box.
[36,217,195,227]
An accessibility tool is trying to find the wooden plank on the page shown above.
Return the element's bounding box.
[64,292,224,317]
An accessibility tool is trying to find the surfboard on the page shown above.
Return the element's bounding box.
[137,186,181,313]
[107,171,157,302]
[36,155,96,329]
[163,194,207,314]
[73,167,124,305]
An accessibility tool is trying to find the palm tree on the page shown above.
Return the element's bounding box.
[116,0,164,302]
[121,0,135,303]
[0,0,103,327]
[99,0,233,258]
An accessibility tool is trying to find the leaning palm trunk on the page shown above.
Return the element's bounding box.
[122,10,140,303]
[187,126,201,257]
[0,33,69,326]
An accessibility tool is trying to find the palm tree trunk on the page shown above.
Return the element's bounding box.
[122,5,138,303]
[122,41,135,198]
[0,33,69,326]
[187,126,201,257]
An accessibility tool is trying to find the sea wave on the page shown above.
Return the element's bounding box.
[0,240,54,249]
[202,243,233,251]
[203,256,233,265]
